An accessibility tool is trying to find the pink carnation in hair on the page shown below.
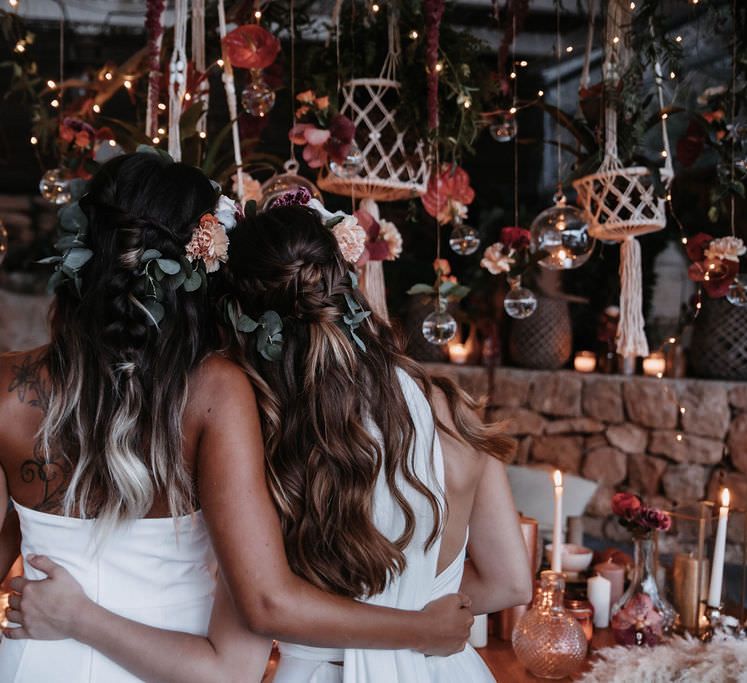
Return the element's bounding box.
[186,213,229,273]
[332,215,366,263]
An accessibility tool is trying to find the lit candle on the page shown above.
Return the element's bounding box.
[642,351,666,377]
[552,470,563,573]
[588,574,612,628]
[448,342,468,365]
[573,351,597,373]
[707,488,730,608]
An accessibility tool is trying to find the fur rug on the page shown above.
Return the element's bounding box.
[579,635,747,683]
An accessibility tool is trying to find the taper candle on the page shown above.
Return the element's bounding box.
[551,470,563,573]
[707,488,730,608]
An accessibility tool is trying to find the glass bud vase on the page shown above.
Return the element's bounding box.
[512,571,588,679]
[610,534,676,646]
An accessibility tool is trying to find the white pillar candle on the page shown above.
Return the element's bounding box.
[551,470,563,573]
[707,488,730,608]
[588,574,611,628]
[469,614,488,648]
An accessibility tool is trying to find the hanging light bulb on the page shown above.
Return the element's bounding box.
[489,111,518,142]
[727,275,747,307]
[241,70,276,118]
[530,193,595,270]
[39,169,72,205]
[259,159,322,211]
[0,219,8,267]
[422,298,458,345]
[448,216,480,256]
[504,276,538,319]
[330,141,364,179]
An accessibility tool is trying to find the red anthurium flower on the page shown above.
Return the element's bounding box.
[223,25,281,70]
[326,114,355,164]
[685,232,714,263]
[421,165,475,220]
[500,226,531,251]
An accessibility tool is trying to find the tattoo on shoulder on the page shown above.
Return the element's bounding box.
[8,354,49,411]
[21,442,72,513]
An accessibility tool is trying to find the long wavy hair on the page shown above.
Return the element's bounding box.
[40,152,218,523]
[220,205,514,598]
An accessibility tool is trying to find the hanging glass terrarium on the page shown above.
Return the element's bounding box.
[530,193,595,270]
[422,296,458,345]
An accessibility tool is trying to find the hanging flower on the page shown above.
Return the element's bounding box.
[326,114,355,164]
[379,219,403,260]
[421,165,476,225]
[500,226,531,251]
[480,243,515,275]
[222,25,281,70]
[288,114,355,169]
[433,258,452,276]
[353,209,402,265]
[186,213,229,273]
[687,232,744,298]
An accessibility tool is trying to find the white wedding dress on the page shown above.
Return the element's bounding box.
[0,503,216,683]
[273,369,495,683]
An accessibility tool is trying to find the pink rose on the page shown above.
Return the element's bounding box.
[501,226,531,251]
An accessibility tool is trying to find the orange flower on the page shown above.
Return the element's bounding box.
[296,89,315,104]
[315,96,329,110]
[74,130,91,149]
[433,258,451,276]
[295,105,310,119]
[59,125,75,143]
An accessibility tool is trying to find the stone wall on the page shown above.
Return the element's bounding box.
[428,363,747,544]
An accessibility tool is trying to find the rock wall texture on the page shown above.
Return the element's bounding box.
[429,364,746,545]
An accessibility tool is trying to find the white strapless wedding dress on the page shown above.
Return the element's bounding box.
[273,369,495,683]
[0,503,216,683]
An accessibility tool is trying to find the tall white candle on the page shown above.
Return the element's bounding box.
[707,488,730,608]
[552,470,563,573]
[588,574,611,628]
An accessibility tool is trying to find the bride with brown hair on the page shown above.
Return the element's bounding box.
[6,192,531,682]
[0,154,477,682]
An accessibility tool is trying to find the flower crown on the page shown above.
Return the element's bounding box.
[40,145,240,326]
[268,187,366,264]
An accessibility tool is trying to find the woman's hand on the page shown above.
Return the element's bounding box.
[4,555,92,641]
[417,592,473,656]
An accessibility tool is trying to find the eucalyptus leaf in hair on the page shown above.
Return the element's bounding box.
[341,292,371,353]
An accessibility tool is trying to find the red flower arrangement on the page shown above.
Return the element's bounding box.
[58,118,99,179]
[686,232,745,298]
[612,492,671,536]
[288,90,355,168]
[353,208,403,266]
[222,24,281,70]
[421,164,476,225]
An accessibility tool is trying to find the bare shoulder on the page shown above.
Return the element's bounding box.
[188,353,258,414]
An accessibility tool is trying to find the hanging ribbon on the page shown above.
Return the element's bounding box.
[192,0,209,136]
[217,0,245,201]
[168,0,189,160]
[145,0,165,139]
[617,237,648,357]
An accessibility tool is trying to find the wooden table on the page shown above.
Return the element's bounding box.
[264,630,616,682]
[477,630,616,682]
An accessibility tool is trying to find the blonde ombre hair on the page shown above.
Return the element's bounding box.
[38,153,217,523]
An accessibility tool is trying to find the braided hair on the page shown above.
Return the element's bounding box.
[220,206,514,598]
[41,152,219,523]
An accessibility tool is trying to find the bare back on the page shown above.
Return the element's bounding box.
[0,347,228,518]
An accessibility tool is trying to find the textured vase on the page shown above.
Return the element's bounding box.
[689,297,747,380]
[610,535,676,646]
[509,297,572,370]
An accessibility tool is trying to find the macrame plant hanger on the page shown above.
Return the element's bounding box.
[217,0,245,201]
[145,1,165,139]
[192,0,209,136]
[573,0,673,359]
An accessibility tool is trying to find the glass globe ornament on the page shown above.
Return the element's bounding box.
[449,217,480,256]
[241,72,276,118]
[489,111,518,142]
[0,220,8,267]
[422,298,458,346]
[330,141,364,179]
[512,571,588,679]
[259,160,322,211]
[727,275,747,307]
[530,195,595,270]
[39,168,72,205]
[504,276,538,319]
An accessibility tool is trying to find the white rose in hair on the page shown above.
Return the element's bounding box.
[332,215,367,264]
[215,195,240,232]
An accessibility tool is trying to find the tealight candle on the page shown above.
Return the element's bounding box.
[707,488,730,608]
[573,351,597,373]
[642,351,666,377]
[551,470,563,574]
[448,342,469,365]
